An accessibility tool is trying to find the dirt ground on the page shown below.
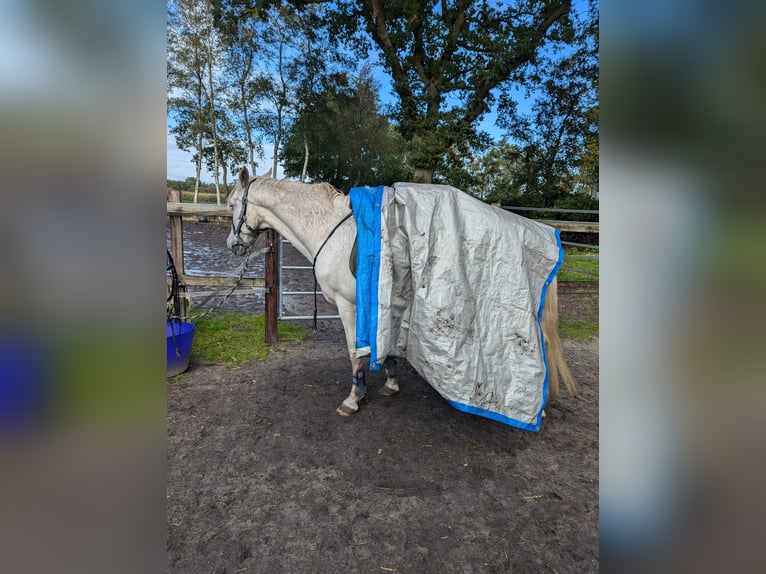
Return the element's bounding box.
[167,220,599,573]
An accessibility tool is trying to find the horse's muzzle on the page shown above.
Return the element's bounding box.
[231,243,247,257]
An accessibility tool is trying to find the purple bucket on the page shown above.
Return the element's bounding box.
[167,321,196,377]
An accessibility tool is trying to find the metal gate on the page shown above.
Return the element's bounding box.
[277,236,341,321]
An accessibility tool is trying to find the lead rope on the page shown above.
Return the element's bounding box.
[188,245,266,321]
[311,211,354,334]
[166,245,266,324]
[166,250,183,356]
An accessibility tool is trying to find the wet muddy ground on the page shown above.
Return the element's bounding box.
[169,219,344,326]
[167,219,599,573]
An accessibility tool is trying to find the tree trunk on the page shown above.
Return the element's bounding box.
[239,51,258,177]
[273,109,281,177]
[272,18,286,178]
[413,167,434,183]
[300,137,309,182]
[194,131,203,202]
[207,42,221,204]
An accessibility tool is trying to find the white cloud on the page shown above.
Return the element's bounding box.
[166,131,209,182]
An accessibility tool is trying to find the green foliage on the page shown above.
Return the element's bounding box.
[553,193,600,211]
[201,106,248,188]
[327,0,582,179]
[167,178,193,191]
[280,69,413,190]
[499,0,599,201]
[437,139,600,211]
[436,140,522,201]
[169,1,598,197]
[190,311,308,366]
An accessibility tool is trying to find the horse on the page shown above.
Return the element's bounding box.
[226,166,575,418]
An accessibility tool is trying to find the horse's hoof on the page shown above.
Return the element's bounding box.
[336,404,356,416]
[336,391,365,416]
[379,379,400,396]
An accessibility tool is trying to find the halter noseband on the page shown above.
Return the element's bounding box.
[231,177,262,253]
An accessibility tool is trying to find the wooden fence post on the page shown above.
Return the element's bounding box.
[264,229,279,345]
[167,189,188,320]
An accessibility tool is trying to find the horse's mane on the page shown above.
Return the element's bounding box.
[267,177,342,205]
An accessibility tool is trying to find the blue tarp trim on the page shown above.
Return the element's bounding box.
[349,186,385,371]
[448,229,563,433]
[445,399,542,432]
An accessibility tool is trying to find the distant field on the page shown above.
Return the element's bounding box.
[176,191,224,204]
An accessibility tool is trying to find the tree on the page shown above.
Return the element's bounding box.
[168,0,212,200]
[202,107,248,191]
[499,0,598,203]
[575,103,599,198]
[331,0,575,183]
[213,0,266,175]
[219,3,332,176]
[202,0,226,203]
[436,140,524,202]
[169,0,596,195]
[280,69,412,190]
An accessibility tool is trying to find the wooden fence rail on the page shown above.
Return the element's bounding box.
[167,195,598,345]
[166,192,279,344]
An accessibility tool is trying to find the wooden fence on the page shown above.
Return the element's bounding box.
[166,190,279,344]
[167,192,598,344]
[500,205,599,278]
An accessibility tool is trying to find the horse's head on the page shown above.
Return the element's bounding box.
[226,166,273,256]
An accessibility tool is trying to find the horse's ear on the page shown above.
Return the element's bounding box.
[238,166,249,187]
[261,168,273,179]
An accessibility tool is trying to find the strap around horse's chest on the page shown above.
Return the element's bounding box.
[349,236,357,278]
[311,211,354,333]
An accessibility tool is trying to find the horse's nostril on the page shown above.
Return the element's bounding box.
[232,244,246,256]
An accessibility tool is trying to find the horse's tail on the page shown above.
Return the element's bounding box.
[542,278,576,400]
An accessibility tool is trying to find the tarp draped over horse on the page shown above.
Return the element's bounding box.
[351,183,564,432]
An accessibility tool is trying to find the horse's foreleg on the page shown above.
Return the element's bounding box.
[336,355,368,416]
[335,298,367,416]
[380,358,399,396]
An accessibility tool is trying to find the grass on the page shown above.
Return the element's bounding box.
[559,317,599,341]
[558,247,599,282]
[190,311,309,366]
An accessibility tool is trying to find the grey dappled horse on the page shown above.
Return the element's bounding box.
[226,167,575,417]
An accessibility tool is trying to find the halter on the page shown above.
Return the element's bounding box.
[231,175,353,333]
[231,177,262,254]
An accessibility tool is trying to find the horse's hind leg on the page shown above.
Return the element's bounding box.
[380,358,399,396]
